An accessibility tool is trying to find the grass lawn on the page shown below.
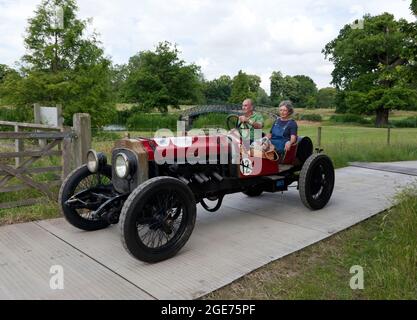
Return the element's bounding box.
[204,187,417,300]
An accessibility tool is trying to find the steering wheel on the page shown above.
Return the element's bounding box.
[226,114,250,130]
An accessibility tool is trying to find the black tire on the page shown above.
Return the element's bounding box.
[242,187,263,197]
[120,177,196,263]
[299,153,335,210]
[59,164,112,231]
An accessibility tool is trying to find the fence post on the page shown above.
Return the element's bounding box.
[61,126,73,180]
[33,103,47,148]
[387,126,391,145]
[14,125,24,168]
[317,126,322,149]
[56,104,63,152]
[73,113,91,168]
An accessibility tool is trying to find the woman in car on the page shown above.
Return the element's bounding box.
[267,100,298,155]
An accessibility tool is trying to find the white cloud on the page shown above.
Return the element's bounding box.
[0,0,415,94]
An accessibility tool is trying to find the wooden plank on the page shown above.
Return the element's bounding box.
[62,127,73,180]
[0,150,61,159]
[0,198,43,210]
[0,180,61,193]
[0,120,61,130]
[0,139,61,189]
[0,132,71,139]
[0,166,62,177]
[14,125,24,168]
[0,164,55,199]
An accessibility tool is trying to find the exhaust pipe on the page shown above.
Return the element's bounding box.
[199,173,210,183]
[178,176,190,184]
[211,171,224,182]
[193,174,205,184]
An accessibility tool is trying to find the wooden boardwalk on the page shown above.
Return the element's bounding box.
[0,162,416,299]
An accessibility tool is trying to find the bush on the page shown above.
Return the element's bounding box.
[329,114,371,125]
[192,113,228,129]
[389,117,417,128]
[126,113,179,131]
[298,113,322,122]
[92,130,123,141]
[0,106,33,122]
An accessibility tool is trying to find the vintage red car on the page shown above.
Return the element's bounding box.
[59,116,335,263]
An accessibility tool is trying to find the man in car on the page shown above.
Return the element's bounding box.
[238,98,264,143]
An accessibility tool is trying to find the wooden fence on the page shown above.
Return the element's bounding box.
[0,113,91,209]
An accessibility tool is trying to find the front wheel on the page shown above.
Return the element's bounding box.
[120,177,196,263]
[59,165,113,231]
[299,153,335,210]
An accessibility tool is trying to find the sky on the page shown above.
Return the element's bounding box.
[0,0,415,93]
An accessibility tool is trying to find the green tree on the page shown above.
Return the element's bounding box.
[110,63,128,102]
[0,0,115,126]
[228,70,260,104]
[316,87,337,108]
[412,0,417,15]
[256,87,271,105]
[293,75,318,107]
[270,71,318,107]
[270,71,300,106]
[323,13,417,126]
[270,71,285,106]
[122,42,203,113]
[0,64,13,84]
[203,75,233,104]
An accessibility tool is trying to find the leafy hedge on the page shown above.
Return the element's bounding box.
[329,114,371,125]
[0,106,33,122]
[297,113,322,122]
[192,113,228,128]
[126,113,179,131]
[389,117,417,128]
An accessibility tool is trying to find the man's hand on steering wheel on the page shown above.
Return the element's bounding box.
[239,115,248,123]
[226,114,250,130]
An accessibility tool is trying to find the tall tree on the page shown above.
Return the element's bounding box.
[110,63,128,102]
[323,13,417,126]
[293,75,318,107]
[203,75,232,104]
[270,71,317,107]
[412,0,417,15]
[228,70,261,104]
[256,87,271,105]
[123,41,203,113]
[0,0,115,126]
[0,64,13,84]
[316,87,337,108]
[270,71,284,106]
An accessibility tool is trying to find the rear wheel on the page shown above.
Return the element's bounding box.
[299,153,335,210]
[120,177,196,263]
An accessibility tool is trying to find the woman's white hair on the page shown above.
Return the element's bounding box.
[279,100,294,115]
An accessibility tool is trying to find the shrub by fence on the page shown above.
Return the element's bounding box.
[389,117,417,128]
[296,114,323,122]
[126,113,179,131]
[0,106,33,123]
[329,114,372,125]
